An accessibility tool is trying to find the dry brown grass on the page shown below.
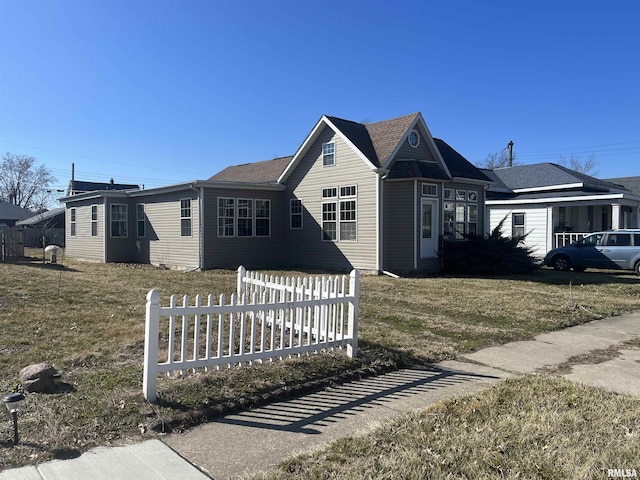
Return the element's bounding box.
[0,251,639,470]
[257,376,640,480]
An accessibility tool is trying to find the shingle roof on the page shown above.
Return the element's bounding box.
[489,163,625,192]
[364,113,419,165]
[606,176,640,196]
[326,116,380,167]
[387,160,450,180]
[0,199,33,221]
[433,139,492,182]
[209,156,293,184]
[16,207,65,226]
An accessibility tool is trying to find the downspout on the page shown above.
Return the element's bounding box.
[414,179,418,270]
[376,171,386,273]
[189,184,204,271]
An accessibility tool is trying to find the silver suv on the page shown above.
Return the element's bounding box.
[544,229,640,275]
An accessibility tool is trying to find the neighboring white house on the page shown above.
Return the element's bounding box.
[484,164,640,258]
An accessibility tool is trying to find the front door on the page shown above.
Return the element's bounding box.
[421,199,438,258]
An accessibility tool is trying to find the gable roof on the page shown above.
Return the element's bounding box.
[364,113,418,166]
[67,180,140,195]
[209,156,293,184]
[0,199,33,222]
[488,163,626,193]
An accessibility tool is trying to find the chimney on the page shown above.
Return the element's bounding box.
[110,178,114,184]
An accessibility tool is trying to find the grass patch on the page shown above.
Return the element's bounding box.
[256,376,640,480]
[0,251,639,469]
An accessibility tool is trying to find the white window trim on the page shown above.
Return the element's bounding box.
[110,203,128,238]
[339,198,358,242]
[91,205,98,237]
[321,201,337,242]
[408,129,420,148]
[136,203,145,238]
[512,212,526,238]
[322,141,336,167]
[237,198,254,237]
[180,198,192,237]
[218,197,235,237]
[70,207,77,237]
[421,183,437,197]
[255,199,271,237]
[321,185,358,242]
[290,198,303,230]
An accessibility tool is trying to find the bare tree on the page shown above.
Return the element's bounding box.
[478,150,520,169]
[0,153,57,211]
[558,154,598,176]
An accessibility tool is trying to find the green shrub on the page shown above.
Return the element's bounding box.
[441,218,538,275]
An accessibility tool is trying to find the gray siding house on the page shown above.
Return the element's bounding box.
[61,112,491,274]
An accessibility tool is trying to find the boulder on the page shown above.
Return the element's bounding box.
[19,363,59,393]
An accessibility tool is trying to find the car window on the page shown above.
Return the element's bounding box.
[635,234,640,246]
[580,234,603,247]
[605,234,631,246]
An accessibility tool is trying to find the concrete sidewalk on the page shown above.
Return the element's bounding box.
[2,312,639,479]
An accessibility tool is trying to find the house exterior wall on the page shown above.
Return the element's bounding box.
[383,180,416,272]
[489,205,549,257]
[283,126,379,271]
[65,200,105,262]
[201,187,284,269]
[131,191,200,269]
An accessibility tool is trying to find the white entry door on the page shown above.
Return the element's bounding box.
[421,199,438,258]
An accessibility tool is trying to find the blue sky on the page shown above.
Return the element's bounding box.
[1,1,639,195]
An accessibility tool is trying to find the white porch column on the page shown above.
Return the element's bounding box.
[611,204,621,229]
[546,205,554,250]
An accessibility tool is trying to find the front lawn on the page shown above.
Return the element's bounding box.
[0,252,639,469]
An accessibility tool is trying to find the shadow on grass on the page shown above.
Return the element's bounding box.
[3,257,79,273]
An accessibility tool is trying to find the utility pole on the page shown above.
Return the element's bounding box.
[507,141,514,167]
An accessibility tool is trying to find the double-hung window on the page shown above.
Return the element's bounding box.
[91,205,98,237]
[255,200,270,236]
[180,199,192,237]
[70,208,77,237]
[322,185,357,241]
[136,204,145,237]
[512,213,526,238]
[218,198,234,237]
[290,199,303,229]
[237,199,253,237]
[110,204,127,237]
[322,142,335,167]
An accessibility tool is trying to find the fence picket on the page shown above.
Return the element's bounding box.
[143,266,360,401]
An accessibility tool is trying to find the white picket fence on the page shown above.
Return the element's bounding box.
[143,266,360,402]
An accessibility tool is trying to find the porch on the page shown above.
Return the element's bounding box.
[550,203,639,248]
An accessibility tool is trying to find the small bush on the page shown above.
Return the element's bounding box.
[441,218,538,275]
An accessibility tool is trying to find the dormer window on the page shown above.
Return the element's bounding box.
[322,142,335,166]
[408,129,420,148]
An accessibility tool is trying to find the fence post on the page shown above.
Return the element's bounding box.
[143,289,161,403]
[237,265,246,299]
[347,269,360,358]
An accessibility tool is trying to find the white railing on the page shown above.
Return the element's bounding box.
[143,266,360,402]
[554,232,588,248]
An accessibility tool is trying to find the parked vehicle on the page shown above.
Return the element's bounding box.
[544,229,640,275]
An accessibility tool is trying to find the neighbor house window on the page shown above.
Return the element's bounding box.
[136,203,145,237]
[255,199,270,236]
[322,142,335,167]
[290,199,303,229]
[443,189,479,239]
[70,208,76,237]
[91,205,98,237]
[322,185,357,241]
[237,199,253,237]
[512,213,525,238]
[218,198,235,237]
[110,204,127,237]
[180,199,192,237]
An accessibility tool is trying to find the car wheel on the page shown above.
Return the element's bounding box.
[573,267,586,272]
[553,255,571,271]
[635,261,640,276]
